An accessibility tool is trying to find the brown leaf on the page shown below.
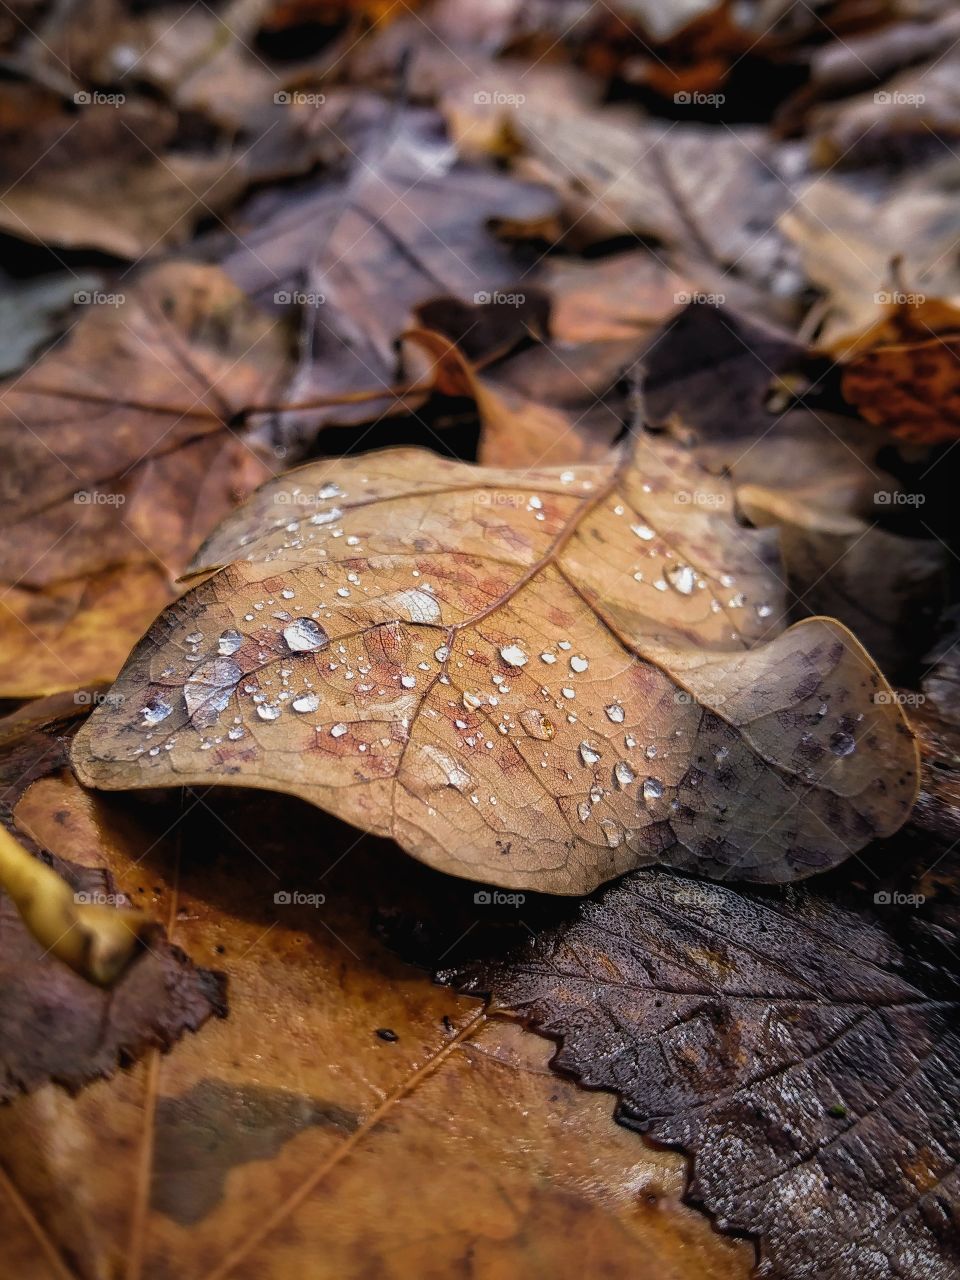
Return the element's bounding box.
[0,773,751,1280]
[0,710,225,1104]
[843,332,960,444]
[71,435,917,893]
[0,262,293,696]
[641,303,948,674]
[439,847,960,1280]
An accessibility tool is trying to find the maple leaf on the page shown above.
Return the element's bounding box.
[440,846,960,1280]
[0,262,293,697]
[71,434,917,894]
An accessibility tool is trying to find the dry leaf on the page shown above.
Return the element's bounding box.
[71,436,917,894]
[0,262,292,696]
[440,845,960,1280]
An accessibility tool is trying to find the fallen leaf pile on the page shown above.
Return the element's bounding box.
[2,0,959,1276]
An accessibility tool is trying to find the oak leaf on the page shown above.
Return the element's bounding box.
[72,435,917,893]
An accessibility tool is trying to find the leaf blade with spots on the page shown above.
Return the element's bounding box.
[71,436,918,893]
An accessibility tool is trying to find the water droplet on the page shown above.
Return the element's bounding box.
[579,740,601,766]
[434,645,450,662]
[218,629,243,656]
[540,652,556,664]
[309,506,343,526]
[665,564,696,595]
[643,777,664,801]
[614,760,635,788]
[830,731,856,757]
[577,801,591,822]
[318,482,341,499]
[140,696,172,727]
[283,618,329,652]
[645,744,658,759]
[570,655,589,673]
[605,703,624,723]
[330,722,348,738]
[400,674,416,689]
[520,709,555,740]
[292,692,320,713]
[631,523,655,541]
[257,703,281,721]
[500,644,528,667]
[561,687,576,700]
[600,819,623,848]
[756,602,773,619]
[281,588,296,599]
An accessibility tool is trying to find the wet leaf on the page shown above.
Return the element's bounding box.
[0,262,293,697]
[72,434,917,894]
[0,707,226,1103]
[0,768,750,1280]
[440,847,960,1280]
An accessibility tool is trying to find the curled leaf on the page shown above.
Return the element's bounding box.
[72,437,918,894]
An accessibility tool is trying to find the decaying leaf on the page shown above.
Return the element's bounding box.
[843,332,960,444]
[0,770,751,1280]
[641,303,948,674]
[71,435,918,894]
[440,847,960,1280]
[0,262,293,696]
[0,709,226,1103]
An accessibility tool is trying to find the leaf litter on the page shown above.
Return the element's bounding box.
[2,0,960,1276]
